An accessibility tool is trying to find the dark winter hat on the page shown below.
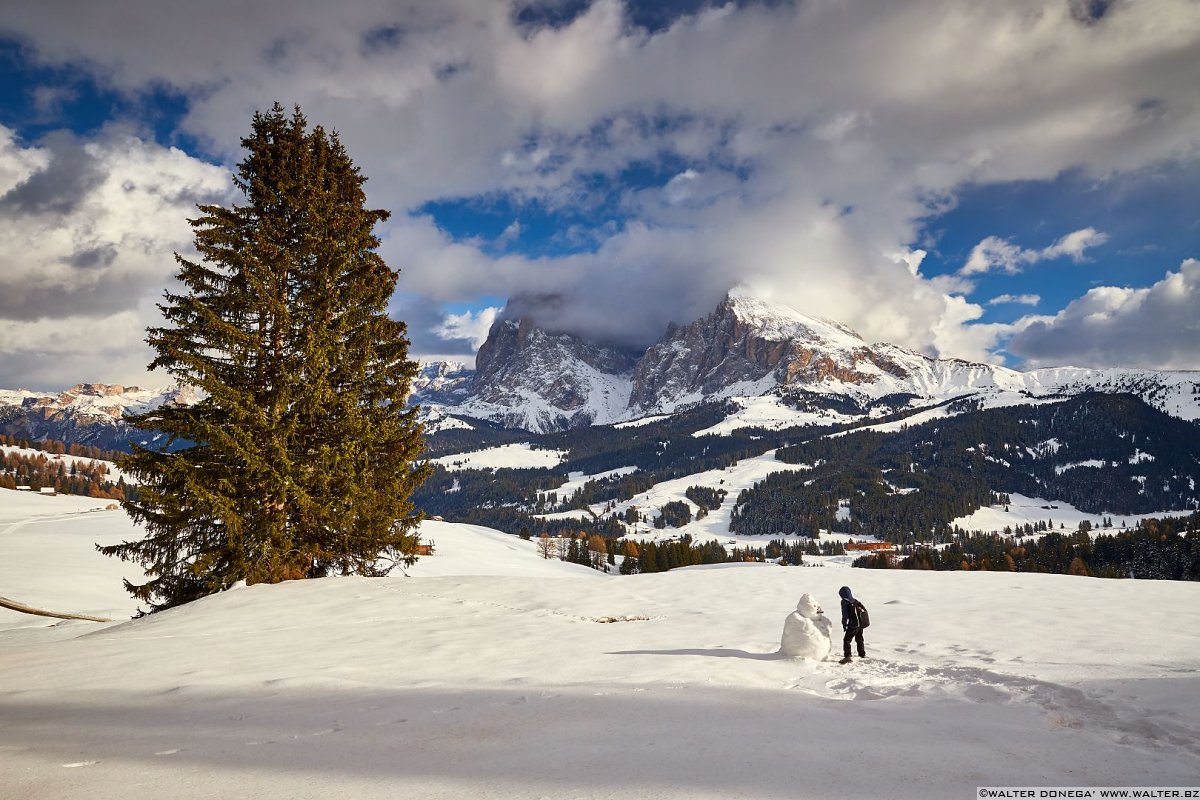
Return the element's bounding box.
[838,586,853,599]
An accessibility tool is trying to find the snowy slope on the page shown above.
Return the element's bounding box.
[538,450,816,546]
[1,443,131,485]
[1,488,1198,799]
[400,521,602,579]
[428,442,568,471]
[951,492,1187,536]
[0,490,142,622]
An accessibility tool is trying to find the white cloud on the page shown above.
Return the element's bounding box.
[0,125,231,388]
[988,293,1041,306]
[1007,259,1200,369]
[962,237,1029,276]
[961,228,1109,276]
[494,220,522,249]
[434,306,501,351]
[0,126,49,193]
[1041,228,1110,261]
[663,169,701,205]
[893,249,927,277]
[0,0,1197,375]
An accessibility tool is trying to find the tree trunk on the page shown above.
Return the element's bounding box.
[0,596,114,623]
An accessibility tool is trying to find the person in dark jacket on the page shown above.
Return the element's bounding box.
[839,585,866,664]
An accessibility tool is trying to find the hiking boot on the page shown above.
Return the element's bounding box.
[839,656,852,664]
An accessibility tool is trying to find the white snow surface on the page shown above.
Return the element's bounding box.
[613,414,671,429]
[428,443,568,471]
[541,466,640,505]
[417,406,475,433]
[951,492,1192,535]
[2,487,1200,799]
[692,395,857,436]
[1054,459,1108,475]
[403,521,602,579]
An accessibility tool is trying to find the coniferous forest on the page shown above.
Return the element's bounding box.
[0,435,132,499]
[411,392,1200,579]
[856,513,1200,581]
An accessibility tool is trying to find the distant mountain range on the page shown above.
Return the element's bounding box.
[4,295,1198,546]
[412,290,1200,434]
[0,383,195,451]
[3,291,1197,450]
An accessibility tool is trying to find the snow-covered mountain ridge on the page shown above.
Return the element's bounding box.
[0,383,197,450]
[413,292,1200,433]
[461,317,638,432]
[3,294,1196,447]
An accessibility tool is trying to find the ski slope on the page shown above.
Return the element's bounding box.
[1,487,1198,799]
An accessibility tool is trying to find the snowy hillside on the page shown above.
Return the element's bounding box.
[950,492,1186,536]
[1,443,130,485]
[536,449,815,545]
[2,487,1198,799]
[429,442,568,471]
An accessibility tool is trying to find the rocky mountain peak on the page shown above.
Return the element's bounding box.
[410,361,474,406]
[0,383,194,450]
[62,383,140,400]
[461,316,639,432]
[628,291,912,413]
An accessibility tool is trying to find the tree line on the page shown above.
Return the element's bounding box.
[854,513,1200,581]
[0,437,132,500]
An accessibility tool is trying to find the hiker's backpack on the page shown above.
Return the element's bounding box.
[852,599,870,629]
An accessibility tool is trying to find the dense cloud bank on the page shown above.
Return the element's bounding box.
[1,0,1198,383]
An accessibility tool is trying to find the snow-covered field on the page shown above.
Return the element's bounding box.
[428,442,568,471]
[2,487,1199,799]
[691,395,857,436]
[538,466,640,507]
[0,491,141,621]
[952,493,1192,536]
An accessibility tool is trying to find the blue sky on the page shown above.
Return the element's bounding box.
[0,0,1197,388]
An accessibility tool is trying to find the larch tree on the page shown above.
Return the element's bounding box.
[101,104,431,611]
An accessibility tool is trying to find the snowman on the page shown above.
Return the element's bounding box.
[780,593,834,659]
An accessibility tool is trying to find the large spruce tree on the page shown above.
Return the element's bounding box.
[102,104,430,611]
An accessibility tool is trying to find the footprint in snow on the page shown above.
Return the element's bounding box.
[311,724,343,736]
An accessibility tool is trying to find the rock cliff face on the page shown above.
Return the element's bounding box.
[627,294,911,413]
[409,361,474,406]
[0,384,197,450]
[455,318,638,432]
[9,294,1198,446]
